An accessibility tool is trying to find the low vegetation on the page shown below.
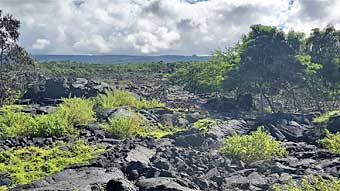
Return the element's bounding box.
[0,140,104,188]
[272,176,340,191]
[220,128,288,163]
[0,97,95,138]
[55,97,95,126]
[94,90,165,109]
[313,110,340,123]
[319,130,340,154]
[101,112,146,139]
[192,118,217,133]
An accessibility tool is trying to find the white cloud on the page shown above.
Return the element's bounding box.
[32,39,50,50]
[0,0,339,55]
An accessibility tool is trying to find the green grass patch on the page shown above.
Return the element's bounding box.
[192,118,217,133]
[319,130,340,154]
[102,111,184,139]
[102,112,146,139]
[220,127,288,163]
[313,110,340,123]
[94,90,165,109]
[0,98,95,139]
[272,176,340,191]
[0,105,25,113]
[0,140,104,188]
[55,97,95,126]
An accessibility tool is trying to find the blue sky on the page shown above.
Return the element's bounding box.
[0,0,339,55]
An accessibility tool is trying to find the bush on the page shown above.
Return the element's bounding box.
[0,140,104,188]
[0,97,94,138]
[55,97,95,126]
[313,110,340,123]
[94,90,165,109]
[192,118,217,133]
[220,128,288,163]
[319,130,340,154]
[272,176,340,191]
[0,112,35,138]
[102,112,146,139]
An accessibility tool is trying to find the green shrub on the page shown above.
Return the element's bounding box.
[0,140,104,188]
[319,130,340,154]
[220,128,288,163]
[0,97,95,138]
[102,112,146,139]
[0,105,25,113]
[313,110,340,123]
[56,97,95,126]
[94,90,165,109]
[272,176,340,191]
[0,111,72,138]
[0,112,35,138]
[192,118,217,133]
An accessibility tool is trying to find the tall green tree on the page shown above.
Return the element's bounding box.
[225,25,304,112]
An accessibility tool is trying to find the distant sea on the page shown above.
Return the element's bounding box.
[33,55,210,64]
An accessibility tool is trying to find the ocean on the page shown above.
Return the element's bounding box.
[33,55,210,64]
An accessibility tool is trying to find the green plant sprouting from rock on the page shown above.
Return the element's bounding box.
[220,127,288,163]
[0,140,104,188]
[94,90,165,109]
[272,175,340,191]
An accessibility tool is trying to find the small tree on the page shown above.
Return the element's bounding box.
[0,10,33,65]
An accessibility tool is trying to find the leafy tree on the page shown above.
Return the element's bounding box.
[224,25,305,112]
[0,10,33,65]
[303,25,340,109]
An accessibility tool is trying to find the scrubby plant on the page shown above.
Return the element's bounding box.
[0,111,35,138]
[55,97,95,126]
[220,127,288,163]
[0,104,25,113]
[319,130,340,154]
[272,176,340,191]
[0,140,104,188]
[192,118,217,133]
[94,90,165,109]
[313,110,340,123]
[0,97,95,138]
[102,112,146,139]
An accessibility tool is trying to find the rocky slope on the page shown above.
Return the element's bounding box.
[1,77,339,191]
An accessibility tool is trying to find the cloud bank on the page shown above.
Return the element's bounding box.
[0,0,339,55]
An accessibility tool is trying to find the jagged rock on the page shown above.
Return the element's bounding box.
[106,178,137,191]
[328,115,340,134]
[13,167,124,191]
[0,172,12,187]
[136,177,199,191]
[125,145,156,166]
[172,128,205,147]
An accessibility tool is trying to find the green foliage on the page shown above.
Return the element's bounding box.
[55,97,95,126]
[220,127,288,163]
[0,110,71,138]
[0,104,25,113]
[39,61,164,78]
[313,110,340,123]
[102,112,145,139]
[319,130,340,154]
[0,97,95,138]
[169,59,232,94]
[192,118,217,133]
[94,90,165,109]
[0,140,104,188]
[0,186,7,191]
[272,176,340,191]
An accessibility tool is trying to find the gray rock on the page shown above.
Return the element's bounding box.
[14,167,124,191]
[136,177,198,191]
[126,145,156,166]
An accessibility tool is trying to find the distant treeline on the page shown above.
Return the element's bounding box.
[170,25,340,112]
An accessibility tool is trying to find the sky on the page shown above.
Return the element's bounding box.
[0,0,340,55]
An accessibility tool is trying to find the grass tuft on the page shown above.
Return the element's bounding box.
[0,140,104,188]
[313,110,340,123]
[220,127,288,163]
[94,90,165,109]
